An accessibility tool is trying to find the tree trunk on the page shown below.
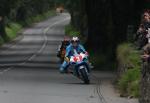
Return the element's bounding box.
[84,0,139,52]
[0,16,8,42]
[85,0,112,53]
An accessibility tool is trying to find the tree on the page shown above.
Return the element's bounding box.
[0,0,11,41]
[0,0,55,41]
[62,0,148,65]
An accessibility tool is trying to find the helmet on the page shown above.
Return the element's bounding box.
[62,36,70,46]
[64,36,70,42]
[71,36,79,43]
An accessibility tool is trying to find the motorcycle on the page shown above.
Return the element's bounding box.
[67,51,91,84]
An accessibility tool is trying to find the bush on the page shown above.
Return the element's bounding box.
[118,69,140,97]
[117,43,141,71]
[129,80,140,97]
[117,43,141,97]
[25,10,56,25]
[6,23,22,39]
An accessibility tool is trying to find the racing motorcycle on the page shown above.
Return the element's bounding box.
[67,51,91,84]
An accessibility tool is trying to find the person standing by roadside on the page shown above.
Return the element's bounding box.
[136,10,150,49]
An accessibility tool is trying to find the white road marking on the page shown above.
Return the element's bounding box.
[0,67,11,75]
[0,16,70,74]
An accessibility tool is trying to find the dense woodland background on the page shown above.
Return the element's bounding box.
[0,0,149,62]
[56,0,149,65]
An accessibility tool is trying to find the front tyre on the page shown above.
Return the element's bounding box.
[80,67,90,84]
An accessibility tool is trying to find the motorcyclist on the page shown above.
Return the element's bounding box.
[59,36,90,73]
[57,36,70,60]
[136,24,148,49]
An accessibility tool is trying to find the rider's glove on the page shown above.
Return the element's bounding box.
[85,52,89,56]
[64,56,70,62]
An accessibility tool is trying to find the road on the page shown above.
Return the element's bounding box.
[0,13,138,103]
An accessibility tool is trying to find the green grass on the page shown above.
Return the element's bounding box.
[117,43,141,97]
[65,24,80,37]
[0,10,56,45]
[117,43,141,70]
[118,68,140,97]
[6,23,22,39]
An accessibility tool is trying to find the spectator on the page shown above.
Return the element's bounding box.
[136,10,150,49]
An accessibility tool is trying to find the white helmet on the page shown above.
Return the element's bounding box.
[71,36,79,43]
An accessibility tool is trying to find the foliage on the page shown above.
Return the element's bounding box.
[0,0,55,42]
[117,43,141,97]
[65,24,80,37]
[0,10,56,44]
[118,69,140,97]
[6,23,22,39]
[0,0,55,18]
[0,0,56,44]
[117,43,141,70]
[25,10,56,25]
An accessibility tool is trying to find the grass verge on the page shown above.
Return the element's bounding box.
[6,23,22,40]
[117,43,141,97]
[0,10,56,45]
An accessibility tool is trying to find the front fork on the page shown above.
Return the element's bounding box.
[75,65,90,78]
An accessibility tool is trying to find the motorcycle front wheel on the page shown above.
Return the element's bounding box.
[80,67,90,84]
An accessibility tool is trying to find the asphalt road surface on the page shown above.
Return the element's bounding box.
[0,13,138,103]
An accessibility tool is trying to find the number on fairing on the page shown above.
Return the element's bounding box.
[74,56,82,62]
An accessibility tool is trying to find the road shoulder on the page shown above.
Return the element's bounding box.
[101,77,139,103]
